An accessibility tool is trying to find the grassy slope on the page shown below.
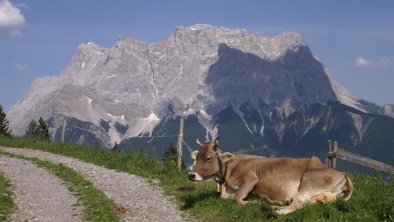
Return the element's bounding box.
[0,136,393,222]
[0,171,14,221]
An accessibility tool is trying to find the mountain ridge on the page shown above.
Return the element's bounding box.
[7,24,391,158]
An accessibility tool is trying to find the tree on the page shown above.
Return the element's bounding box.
[25,119,40,138]
[38,117,50,141]
[113,142,120,152]
[163,142,185,169]
[0,104,12,137]
[25,117,50,141]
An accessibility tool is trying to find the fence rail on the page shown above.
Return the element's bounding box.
[326,140,394,174]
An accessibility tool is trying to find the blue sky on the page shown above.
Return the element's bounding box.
[1,0,393,111]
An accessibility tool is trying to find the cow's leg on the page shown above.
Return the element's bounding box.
[277,168,348,215]
[275,177,325,215]
[220,184,229,199]
[215,178,229,198]
[221,184,237,199]
[309,192,337,204]
[297,169,347,201]
[235,176,258,205]
[275,192,309,215]
[277,189,340,215]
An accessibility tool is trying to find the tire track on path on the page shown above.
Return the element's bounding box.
[1,147,184,222]
[0,155,83,222]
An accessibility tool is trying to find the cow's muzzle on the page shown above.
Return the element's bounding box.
[188,172,203,181]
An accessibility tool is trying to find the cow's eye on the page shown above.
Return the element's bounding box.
[206,156,213,161]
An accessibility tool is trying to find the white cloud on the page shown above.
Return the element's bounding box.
[14,62,28,71]
[15,3,30,10]
[355,56,394,69]
[0,0,26,37]
[355,57,374,67]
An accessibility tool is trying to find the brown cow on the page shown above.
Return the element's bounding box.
[188,139,353,215]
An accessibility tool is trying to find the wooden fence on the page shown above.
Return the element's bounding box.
[325,140,394,174]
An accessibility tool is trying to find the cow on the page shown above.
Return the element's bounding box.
[188,138,353,215]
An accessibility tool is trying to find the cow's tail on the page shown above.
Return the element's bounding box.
[343,176,353,201]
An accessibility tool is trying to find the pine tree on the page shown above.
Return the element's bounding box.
[25,117,50,141]
[25,120,40,138]
[163,142,185,168]
[113,142,120,152]
[38,117,50,141]
[0,104,12,137]
[163,142,177,165]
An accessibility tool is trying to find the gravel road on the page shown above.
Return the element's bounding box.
[1,147,185,222]
[0,155,83,222]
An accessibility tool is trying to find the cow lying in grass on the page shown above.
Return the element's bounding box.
[188,138,353,215]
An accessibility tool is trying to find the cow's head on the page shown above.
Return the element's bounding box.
[188,138,235,182]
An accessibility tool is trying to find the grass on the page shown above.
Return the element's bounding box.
[0,149,120,222]
[0,136,393,221]
[0,171,14,221]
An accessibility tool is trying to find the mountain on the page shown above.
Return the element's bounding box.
[7,24,394,167]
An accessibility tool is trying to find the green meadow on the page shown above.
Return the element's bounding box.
[0,136,393,221]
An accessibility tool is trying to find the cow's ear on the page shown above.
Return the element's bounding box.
[191,150,199,160]
[219,152,235,162]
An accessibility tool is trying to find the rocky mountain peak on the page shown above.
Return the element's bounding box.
[7,24,364,147]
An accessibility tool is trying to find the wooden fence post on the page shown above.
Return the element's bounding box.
[325,140,331,167]
[61,119,67,145]
[332,141,337,168]
[177,117,184,170]
[326,140,337,168]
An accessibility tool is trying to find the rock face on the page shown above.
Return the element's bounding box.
[7,24,394,166]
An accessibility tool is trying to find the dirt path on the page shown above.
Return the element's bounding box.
[0,155,83,222]
[1,147,184,222]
